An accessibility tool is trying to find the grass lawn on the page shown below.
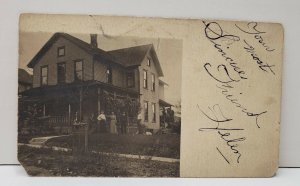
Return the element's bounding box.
[18,145,179,177]
[46,133,180,159]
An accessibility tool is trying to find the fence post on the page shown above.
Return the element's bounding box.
[43,104,46,117]
[85,124,88,153]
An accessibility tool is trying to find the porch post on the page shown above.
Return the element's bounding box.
[79,87,83,122]
[126,94,129,133]
[97,87,101,114]
[68,104,71,125]
[96,87,101,140]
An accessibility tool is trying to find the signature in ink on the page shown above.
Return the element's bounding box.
[198,104,245,164]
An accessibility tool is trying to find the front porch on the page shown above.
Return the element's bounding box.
[19,81,140,135]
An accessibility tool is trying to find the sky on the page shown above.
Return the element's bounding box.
[19,32,182,105]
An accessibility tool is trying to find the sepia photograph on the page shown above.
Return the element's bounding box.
[18,29,182,176]
[17,13,284,178]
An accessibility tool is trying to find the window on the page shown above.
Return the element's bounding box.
[106,66,112,84]
[147,58,151,66]
[144,101,148,121]
[57,46,65,57]
[127,72,134,88]
[151,73,155,91]
[152,103,156,122]
[74,60,83,81]
[40,66,48,86]
[57,63,66,84]
[143,70,148,89]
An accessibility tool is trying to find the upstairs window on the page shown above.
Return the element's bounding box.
[74,60,83,81]
[57,62,66,84]
[106,66,112,84]
[57,46,65,57]
[41,66,48,86]
[147,58,151,66]
[127,72,134,88]
[144,101,148,122]
[143,70,148,89]
[152,103,156,122]
[151,73,155,91]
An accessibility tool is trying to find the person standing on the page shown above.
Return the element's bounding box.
[97,111,106,133]
[88,113,96,133]
[109,112,118,134]
[120,112,127,134]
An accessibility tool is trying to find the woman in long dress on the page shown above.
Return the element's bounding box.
[109,112,118,134]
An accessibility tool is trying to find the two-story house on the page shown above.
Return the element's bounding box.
[20,32,171,133]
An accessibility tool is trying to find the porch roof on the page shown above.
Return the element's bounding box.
[19,80,140,98]
[159,99,173,107]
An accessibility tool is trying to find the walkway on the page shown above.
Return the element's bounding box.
[29,135,69,145]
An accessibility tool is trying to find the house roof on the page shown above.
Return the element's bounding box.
[27,33,164,76]
[18,68,32,85]
[27,33,118,68]
[108,44,163,76]
[108,44,151,66]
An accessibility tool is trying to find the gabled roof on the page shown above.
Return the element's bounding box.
[108,44,151,67]
[27,33,164,76]
[27,33,118,68]
[18,68,32,85]
[108,44,163,76]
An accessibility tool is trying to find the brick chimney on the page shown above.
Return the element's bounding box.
[90,34,98,48]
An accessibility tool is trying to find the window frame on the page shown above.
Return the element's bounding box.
[106,66,113,84]
[57,46,65,57]
[74,60,84,82]
[144,101,149,122]
[143,70,148,89]
[151,73,155,91]
[152,103,156,123]
[40,65,48,86]
[57,62,66,84]
[126,72,135,88]
[147,58,151,66]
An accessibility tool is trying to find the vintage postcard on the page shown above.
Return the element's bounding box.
[18,14,283,177]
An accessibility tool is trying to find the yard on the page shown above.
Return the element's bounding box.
[46,133,180,159]
[18,133,180,177]
[18,144,179,177]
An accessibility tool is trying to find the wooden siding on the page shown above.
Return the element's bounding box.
[32,37,93,87]
[93,58,140,91]
[139,51,160,129]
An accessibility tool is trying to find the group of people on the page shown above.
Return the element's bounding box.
[88,111,143,135]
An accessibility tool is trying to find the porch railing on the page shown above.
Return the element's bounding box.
[46,115,74,127]
[45,115,137,127]
[41,115,137,134]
